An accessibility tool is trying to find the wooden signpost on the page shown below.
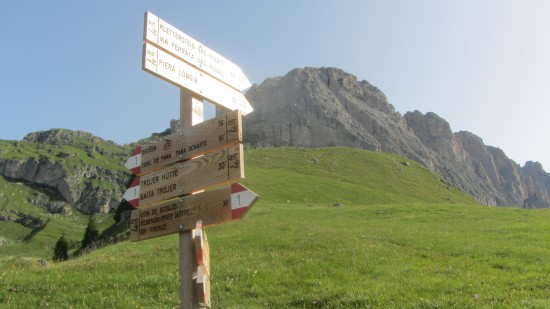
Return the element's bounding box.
[124,11,259,308]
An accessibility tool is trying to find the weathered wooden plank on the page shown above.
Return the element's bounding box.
[125,109,242,175]
[124,144,244,208]
[130,183,258,242]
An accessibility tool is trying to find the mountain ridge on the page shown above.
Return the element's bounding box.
[243,67,550,208]
[1,67,548,210]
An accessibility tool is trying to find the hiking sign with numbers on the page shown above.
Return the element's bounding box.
[123,11,259,309]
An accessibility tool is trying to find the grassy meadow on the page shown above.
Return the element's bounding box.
[1,147,549,308]
[0,175,115,261]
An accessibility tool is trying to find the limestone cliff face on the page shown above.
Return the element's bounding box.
[245,67,432,166]
[244,67,550,208]
[0,129,131,214]
[522,161,550,208]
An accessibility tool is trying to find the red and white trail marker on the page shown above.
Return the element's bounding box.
[125,147,142,175]
[195,265,211,308]
[230,183,257,220]
[193,222,210,270]
[192,221,211,307]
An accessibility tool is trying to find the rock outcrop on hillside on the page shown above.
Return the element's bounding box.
[244,67,550,208]
[0,129,131,214]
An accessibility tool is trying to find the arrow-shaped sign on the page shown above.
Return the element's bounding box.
[123,144,244,208]
[125,109,242,175]
[144,12,251,92]
[143,42,253,115]
[130,183,259,241]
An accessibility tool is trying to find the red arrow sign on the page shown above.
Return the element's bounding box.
[130,183,259,241]
[124,109,242,175]
[230,183,257,219]
[123,144,244,208]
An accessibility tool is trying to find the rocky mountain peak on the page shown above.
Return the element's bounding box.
[523,161,546,174]
[244,66,550,208]
[24,129,117,147]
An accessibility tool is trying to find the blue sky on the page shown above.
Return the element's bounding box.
[1,1,549,169]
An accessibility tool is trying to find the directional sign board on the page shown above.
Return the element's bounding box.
[130,183,259,241]
[124,144,244,208]
[125,109,242,175]
[144,11,251,91]
[143,42,253,115]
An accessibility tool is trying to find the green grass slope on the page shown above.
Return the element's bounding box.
[0,135,131,173]
[0,175,114,259]
[2,147,550,308]
[0,134,129,260]
[242,147,474,205]
[0,174,116,252]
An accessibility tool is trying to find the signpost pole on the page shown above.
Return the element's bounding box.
[179,88,203,309]
[179,231,194,309]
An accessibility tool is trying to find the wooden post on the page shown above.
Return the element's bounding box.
[179,89,204,309]
[179,231,194,309]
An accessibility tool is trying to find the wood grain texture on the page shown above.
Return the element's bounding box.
[193,225,210,271]
[136,144,243,207]
[131,186,231,241]
[138,109,242,175]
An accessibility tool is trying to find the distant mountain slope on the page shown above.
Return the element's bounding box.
[0,129,132,258]
[0,129,132,215]
[244,67,550,208]
[242,147,476,206]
